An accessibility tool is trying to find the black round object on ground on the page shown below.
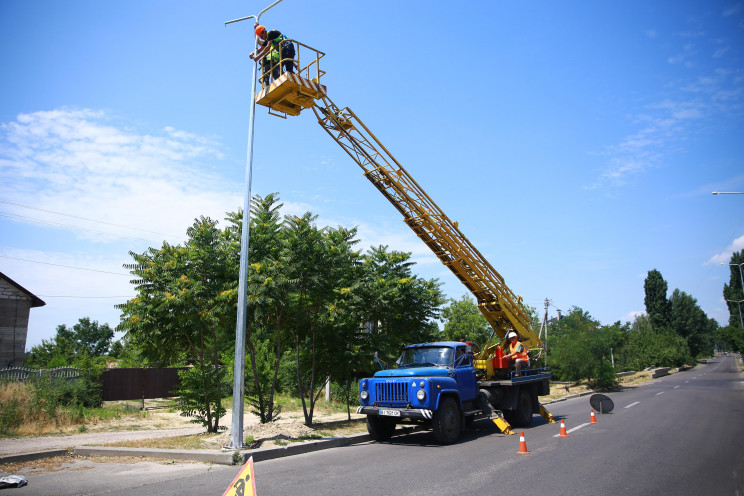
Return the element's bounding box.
[590,393,614,413]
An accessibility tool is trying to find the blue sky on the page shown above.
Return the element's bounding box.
[1,1,743,349]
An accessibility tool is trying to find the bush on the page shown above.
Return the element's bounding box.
[176,363,230,433]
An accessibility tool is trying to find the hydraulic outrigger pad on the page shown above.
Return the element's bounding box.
[539,403,555,423]
[491,414,514,435]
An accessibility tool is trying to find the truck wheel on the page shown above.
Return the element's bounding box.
[507,388,533,428]
[432,397,461,444]
[366,415,396,441]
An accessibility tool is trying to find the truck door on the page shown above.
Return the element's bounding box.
[453,346,478,402]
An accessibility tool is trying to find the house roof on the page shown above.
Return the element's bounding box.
[0,272,46,307]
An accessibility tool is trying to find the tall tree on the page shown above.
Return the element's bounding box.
[119,217,235,433]
[644,269,671,330]
[669,289,715,358]
[723,249,744,328]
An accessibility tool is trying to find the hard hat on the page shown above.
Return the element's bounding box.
[507,331,517,339]
[255,25,266,37]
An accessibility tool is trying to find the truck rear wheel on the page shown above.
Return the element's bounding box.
[432,397,461,444]
[366,415,396,441]
[506,388,533,428]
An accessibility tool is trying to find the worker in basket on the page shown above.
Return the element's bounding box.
[249,23,295,89]
[503,331,529,376]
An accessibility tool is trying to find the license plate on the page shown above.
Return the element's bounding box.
[379,409,400,417]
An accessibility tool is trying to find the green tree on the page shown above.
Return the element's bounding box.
[644,269,671,330]
[236,193,292,423]
[619,315,691,370]
[723,250,744,329]
[281,213,362,426]
[716,325,744,353]
[547,307,624,388]
[669,289,715,358]
[25,317,114,368]
[354,245,444,367]
[440,295,491,345]
[119,216,236,433]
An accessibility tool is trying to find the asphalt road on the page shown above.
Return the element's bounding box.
[10,356,744,496]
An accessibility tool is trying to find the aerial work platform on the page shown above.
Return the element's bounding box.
[254,40,326,117]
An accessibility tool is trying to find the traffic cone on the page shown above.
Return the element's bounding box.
[517,431,530,454]
[590,409,598,424]
[559,419,569,437]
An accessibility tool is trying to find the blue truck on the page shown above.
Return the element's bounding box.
[357,341,552,444]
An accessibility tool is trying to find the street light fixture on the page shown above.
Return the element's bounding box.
[712,192,744,195]
[224,0,286,451]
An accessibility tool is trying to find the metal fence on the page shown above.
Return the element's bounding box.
[0,366,81,381]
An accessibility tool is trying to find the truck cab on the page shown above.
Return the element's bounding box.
[357,341,480,444]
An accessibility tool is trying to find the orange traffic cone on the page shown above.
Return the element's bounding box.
[517,431,530,454]
[559,419,569,437]
[590,409,598,424]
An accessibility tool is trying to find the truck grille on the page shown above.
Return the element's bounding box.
[375,381,409,404]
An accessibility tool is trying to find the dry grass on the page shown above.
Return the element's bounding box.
[0,381,84,436]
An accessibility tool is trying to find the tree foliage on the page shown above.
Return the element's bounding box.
[644,269,671,330]
[119,216,236,432]
[440,295,492,345]
[547,307,624,388]
[119,193,444,428]
[723,249,744,329]
[25,317,114,369]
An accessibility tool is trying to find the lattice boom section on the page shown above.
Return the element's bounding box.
[312,97,539,346]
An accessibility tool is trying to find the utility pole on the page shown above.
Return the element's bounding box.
[223,0,286,451]
[538,298,550,366]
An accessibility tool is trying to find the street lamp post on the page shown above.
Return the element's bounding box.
[224,0,285,451]
[712,192,744,195]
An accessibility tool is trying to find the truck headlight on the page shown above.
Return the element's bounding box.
[416,389,426,401]
[360,390,369,401]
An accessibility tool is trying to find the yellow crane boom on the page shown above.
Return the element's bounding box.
[252,40,542,354]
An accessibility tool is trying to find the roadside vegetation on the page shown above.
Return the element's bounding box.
[10,194,742,438]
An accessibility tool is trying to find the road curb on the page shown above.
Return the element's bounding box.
[0,449,69,465]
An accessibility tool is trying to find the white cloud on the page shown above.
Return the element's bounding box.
[706,234,744,265]
[623,310,645,323]
[0,108,246,347]
[0,108,242,242]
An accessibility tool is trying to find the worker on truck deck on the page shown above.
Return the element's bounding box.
[503,331,529,376]
[249,23,295,89]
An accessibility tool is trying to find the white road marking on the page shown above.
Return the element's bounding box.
[624,401,640,409]
[553,422,590,437]
[656,391,664,396]
[674,385,680,389]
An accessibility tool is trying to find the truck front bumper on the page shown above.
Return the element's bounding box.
[357,406,433,420]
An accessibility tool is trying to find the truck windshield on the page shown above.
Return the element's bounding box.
[398,347,453,367]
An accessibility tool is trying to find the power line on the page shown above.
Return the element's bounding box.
[0,211,162,243]
[37,295,133,299]
[0,200,181,238]
[0,255,130,276]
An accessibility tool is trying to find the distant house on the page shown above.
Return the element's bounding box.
[0,272,45,368]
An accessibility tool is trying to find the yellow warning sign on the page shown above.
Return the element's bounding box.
[222,456,257,496]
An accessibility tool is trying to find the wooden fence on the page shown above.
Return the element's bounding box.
[1,366,185,401]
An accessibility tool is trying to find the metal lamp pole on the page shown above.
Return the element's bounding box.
[224,0,285,451]
[725,299,744,330]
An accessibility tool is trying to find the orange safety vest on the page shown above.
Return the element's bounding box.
[509,341,530,362]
